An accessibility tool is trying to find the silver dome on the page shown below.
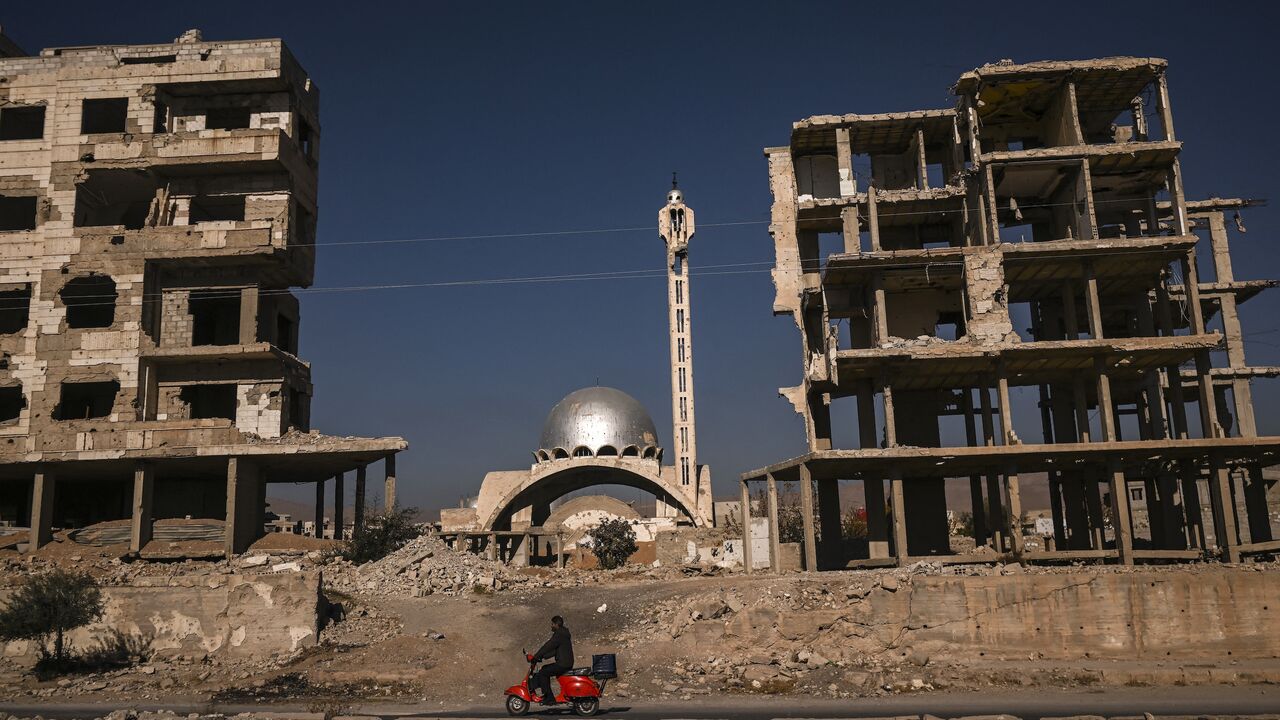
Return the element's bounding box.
[537,387,661,460]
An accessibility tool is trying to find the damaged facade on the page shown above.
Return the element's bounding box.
[0,30,404,558]
[742,57,1280,571]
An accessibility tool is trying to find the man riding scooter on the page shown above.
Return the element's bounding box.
[527,615,573,705]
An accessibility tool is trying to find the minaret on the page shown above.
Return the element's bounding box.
[659,178,706,518]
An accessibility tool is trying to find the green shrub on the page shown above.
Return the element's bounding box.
[340,507,422,564]
[0,568,103,665]
[588,518,638,570]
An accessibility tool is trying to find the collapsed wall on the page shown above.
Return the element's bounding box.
[0,571,321,661]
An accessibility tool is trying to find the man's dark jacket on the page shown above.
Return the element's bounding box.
[534,625,574,667]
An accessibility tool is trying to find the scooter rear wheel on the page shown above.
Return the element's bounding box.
[573,697,600,717]
[506,694,529,716]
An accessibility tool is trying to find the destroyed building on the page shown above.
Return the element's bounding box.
[0,29,404,558]
[741,57,1280,571]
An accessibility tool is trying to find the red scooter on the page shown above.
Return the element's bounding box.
[505,651,607,716]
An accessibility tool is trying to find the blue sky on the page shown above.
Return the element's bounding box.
[5,2,1279,515]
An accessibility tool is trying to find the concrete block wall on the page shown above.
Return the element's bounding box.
[0,571,321,661]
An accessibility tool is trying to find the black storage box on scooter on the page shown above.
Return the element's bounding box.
[591,653,617,679]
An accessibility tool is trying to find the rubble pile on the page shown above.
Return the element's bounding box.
[609,560,1280,698]
[323,533,532,597]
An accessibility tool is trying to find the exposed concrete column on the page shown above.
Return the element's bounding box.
[1083,262,1103,339]
[739,479,753,575]
[871,275,889,347]
[867,186,881,252]
[1181,252,1220,438]
[1048,472,1065,550]
[130,462,155,553]
[1208,456,1241,563]
[864,475,889,560]
[766,473,781,572]
[840,207,860,255]
[996,365,1015,444]
[913,128,928,189]
[835,128,856,198]
[1156,71,1177,142]
[1083,470,1106,550]
[556,534,565,569]
[354,465,367,537]
[889,468,908,564]
[1061,282,1079,339]
[816,476,842,570]
[978,381,1003,550]
[333,473,344,541]
[1181,469,1206,550]
[239,286,260,344]
[225,457,261,558]
[314,477,324,537]
[384,453,397,512]
[30,467,55,550]
[1154,282,1190,438]
[1095,358,1117,443]
[798,463,818,571]
[961,388,988,545]
[1004,465,1024,554]
[1107,460,1133,564]
[881,381,897,447]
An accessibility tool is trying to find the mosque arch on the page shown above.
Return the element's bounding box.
[479,460,699,531]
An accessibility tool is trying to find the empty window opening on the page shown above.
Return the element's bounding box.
[275,314,295,353]
[934,311,965,341]
[621,445,639,458]
[794,154,839,199]
[1008,301,1036,342]
[189,290,242,346]
[926,162,946,189]
[180,384,237,420]
[0,385,24,423]
[0,106,46,141]
[999,222,1036,244]
[597,445,618,457]
[0,286,31,334]
[0,196,37,232]
[287,387,307,431]
[121,54,176,65]
[74,170,157,229]
[153,102,169,134]
[55,380,119,420]
[80,98,128,134]
[297,117,315,159]
[61,275,117,329]
[189,195,246,223]
[816,231,844,267]
[205,107,251,130]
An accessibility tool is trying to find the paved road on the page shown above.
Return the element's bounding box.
[3,686,1278,719]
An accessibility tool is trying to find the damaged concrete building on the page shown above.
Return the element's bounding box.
[741,57,1280,571]
[0,29,404,558]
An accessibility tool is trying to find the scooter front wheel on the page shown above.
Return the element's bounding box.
[506,694,529,716]
[573,697,600,717]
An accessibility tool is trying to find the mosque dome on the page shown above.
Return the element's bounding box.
[536,387,661,462]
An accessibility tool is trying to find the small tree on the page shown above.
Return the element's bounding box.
[341,507,422,564]
[0,568,103,664]
[588,518,637,570]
